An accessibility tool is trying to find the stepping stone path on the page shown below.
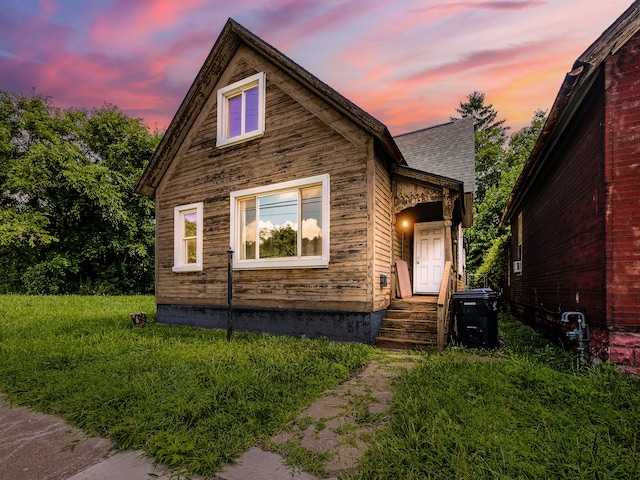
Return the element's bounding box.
[216,353,420,479]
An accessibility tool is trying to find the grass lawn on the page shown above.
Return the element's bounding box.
[0,295,373,477]
[353,316,640,480]
[2,297,639,479]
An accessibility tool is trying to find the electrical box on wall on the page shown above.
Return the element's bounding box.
[380,274,388,288]
[513,261,522,273]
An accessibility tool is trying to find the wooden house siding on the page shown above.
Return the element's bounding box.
[137,20,474,345]
[154,49,377,312]
[509,86,606,334]
[373,154,393,311]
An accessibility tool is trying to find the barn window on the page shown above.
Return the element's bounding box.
[173,202,203,272]
[230,174,330,269]
[517,212,523,259]
[513,212,523,275]
[216,72,265,147]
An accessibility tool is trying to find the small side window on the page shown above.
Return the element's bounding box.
[173,202,203,272]
[513,212,523,274]
[517,212,523,260]
[217,72,265,147]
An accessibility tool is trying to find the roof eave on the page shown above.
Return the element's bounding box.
[393,163,466,217]
[134,20,241,198]
[135,19,405,198]
[501,1,640,226]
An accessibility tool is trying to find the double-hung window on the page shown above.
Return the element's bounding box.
[230,174,330,269]
[217,72,265,147]
[173,202,203,272]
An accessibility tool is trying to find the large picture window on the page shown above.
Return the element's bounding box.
[230,175,330,269]
[173,202,203,272]
[217,72,265,147]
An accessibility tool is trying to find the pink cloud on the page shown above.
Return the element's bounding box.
[415,1,546,13]
[1,0,633,136]
[89,0,213,50]
[335,34,580,135]
[245,0,384,53]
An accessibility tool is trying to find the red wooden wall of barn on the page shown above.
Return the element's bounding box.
[509,77,607,338]
[604,29,640,333]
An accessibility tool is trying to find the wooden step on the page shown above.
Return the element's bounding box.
[375,336,437,351]
[379,318,436,333]
[377,328,436,342]
[391,299,437,311]
[375,295,441,351]
[385,309,437,321]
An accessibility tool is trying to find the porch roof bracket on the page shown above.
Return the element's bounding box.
[442,188,455,222]
[392,180,443,214]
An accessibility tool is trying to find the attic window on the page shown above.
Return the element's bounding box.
[217,72,265,147]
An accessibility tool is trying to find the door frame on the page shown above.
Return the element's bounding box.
[413,221,445,294]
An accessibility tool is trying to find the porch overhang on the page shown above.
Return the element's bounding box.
[391,164,465,222]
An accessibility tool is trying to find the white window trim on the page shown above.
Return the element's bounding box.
[173,202,203,273]
[230,174,330,269]
[515,212,523,275]
[216,72,266,148]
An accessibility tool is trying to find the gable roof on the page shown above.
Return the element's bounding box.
[502,1,640,224]
[393,117,475,193]
[135,19,405,198]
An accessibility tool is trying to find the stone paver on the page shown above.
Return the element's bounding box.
[216,353,420,479]
[0,393,203,480]
[0,396,113,480]
[1,353,419,480]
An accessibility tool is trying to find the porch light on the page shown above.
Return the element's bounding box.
[401,219,410,229]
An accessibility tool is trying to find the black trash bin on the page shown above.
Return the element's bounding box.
[451,288,499,349]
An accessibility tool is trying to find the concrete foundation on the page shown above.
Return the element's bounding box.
[157,304,386,344]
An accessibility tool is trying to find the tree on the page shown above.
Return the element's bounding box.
[467,109,547,287]
[454,91,509,202]
[455,90,507,133]
[0,90,161,294]
[259,224,297,258]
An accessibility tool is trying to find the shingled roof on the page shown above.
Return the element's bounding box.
[393,117,475,194]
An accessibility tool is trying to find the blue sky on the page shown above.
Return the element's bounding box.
[0,0,632,134]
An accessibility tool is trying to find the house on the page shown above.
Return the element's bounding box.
[135,19,475,349]
[394,119,476,292]
[502,2,640,373]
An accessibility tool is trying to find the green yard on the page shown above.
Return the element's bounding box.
[0,295,372,476]
[1,296,639,479]
[353,318,640,480]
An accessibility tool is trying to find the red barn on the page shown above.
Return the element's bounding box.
[502,2,640,373]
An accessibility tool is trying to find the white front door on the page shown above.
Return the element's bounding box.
[414,222,445,294]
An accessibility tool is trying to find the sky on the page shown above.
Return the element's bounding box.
[0,0,634,136]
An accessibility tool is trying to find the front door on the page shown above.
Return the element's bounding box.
[414,222,445,294]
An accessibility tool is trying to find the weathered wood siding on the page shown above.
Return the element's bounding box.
[155,47,378,312]
[373,153,392,310]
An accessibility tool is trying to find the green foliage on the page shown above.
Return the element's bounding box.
[0,90,161,294]
[260,224,297,258]
[454,91,509,202]
[465,108,547,280]
[0,295,373,477]
[499,314,577,371]
[472,233,509,288]
[354,315,640,480]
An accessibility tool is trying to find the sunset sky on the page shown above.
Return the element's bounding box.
[0,1,633,135]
